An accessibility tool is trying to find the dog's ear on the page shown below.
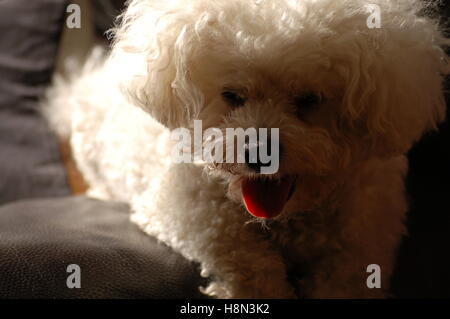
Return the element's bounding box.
[338,12,448,158]
[110,1,204,129]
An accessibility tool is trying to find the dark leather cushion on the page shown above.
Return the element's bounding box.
[0,0,70,205]
[0,196,207,298]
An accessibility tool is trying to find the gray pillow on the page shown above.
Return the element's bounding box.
[0,0,70,204]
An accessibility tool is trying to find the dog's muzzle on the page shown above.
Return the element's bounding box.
[240,138,296,219]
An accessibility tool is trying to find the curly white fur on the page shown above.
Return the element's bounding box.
[44,0,448,298]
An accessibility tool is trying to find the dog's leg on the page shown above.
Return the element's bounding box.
[301,236,401,298]
[300,157,408,298]
[131,163,296,298]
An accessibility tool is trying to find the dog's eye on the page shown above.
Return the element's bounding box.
[221,91,246,108]
[293,92,322,117]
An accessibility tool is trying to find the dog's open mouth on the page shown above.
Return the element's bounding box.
[241,175,296,219]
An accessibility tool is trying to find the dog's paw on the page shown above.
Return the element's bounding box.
[201,279,297,299]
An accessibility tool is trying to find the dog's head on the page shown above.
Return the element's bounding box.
[114,0,448,219]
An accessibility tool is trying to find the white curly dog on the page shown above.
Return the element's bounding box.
[45,0,449,298]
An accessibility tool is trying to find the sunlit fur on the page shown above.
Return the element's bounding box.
[44,0,448,298]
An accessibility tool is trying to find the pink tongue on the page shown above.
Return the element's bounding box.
[242,176,295,219]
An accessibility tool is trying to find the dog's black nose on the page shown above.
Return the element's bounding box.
[244,138,281,173]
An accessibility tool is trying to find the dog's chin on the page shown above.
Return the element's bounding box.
[227,173,297,219]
